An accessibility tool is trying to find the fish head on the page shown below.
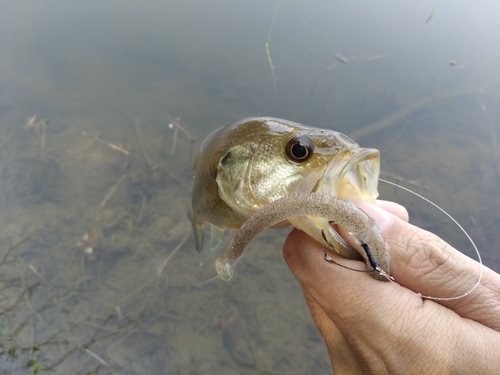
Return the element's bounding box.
[216,118,380,216]
[191,117,380,255]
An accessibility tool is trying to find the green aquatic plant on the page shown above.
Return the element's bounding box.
[8,341,15,356]
[27,359,42,373]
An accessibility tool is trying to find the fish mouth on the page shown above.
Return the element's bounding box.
[296,147,380,261]
[316,147,380,202]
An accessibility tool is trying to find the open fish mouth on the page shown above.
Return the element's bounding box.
[316,147,380,203]
[326,147,380,257]
[289,146,381,261]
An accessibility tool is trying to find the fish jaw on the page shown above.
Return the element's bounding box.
[290,146,381,260]
[317,147,380,202]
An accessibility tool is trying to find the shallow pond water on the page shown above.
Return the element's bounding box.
[1,1,499,374]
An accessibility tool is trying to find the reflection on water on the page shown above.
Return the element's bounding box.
[1,1,500,374]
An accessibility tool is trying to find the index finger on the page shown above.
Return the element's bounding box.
[358,202,500,331]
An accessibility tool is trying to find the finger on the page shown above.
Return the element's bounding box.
[372,200,409,222]
[283,229,500,373]
[301,288,366,374]
[283,230,441,373]
[358,201,500,331]
[283,228,418,328]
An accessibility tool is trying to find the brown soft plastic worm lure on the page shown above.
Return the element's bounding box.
[216,193,390,281]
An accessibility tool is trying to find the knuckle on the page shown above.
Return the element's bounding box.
[399,226,455,279]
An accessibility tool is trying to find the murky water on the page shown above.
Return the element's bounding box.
[1,1,499,374]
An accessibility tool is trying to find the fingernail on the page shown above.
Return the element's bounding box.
[356,201,392,232]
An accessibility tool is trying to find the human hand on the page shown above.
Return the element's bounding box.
[282,200,500,374]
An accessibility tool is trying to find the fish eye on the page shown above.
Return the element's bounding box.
[285,135,314,163]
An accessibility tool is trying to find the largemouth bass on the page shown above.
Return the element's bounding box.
[189,117,381,264]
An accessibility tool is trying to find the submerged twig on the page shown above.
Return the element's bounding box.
[83,346,108,366]
[46,316,117,371]
[11,282,76,337]
[25,115,38,129]
[157,234,189,283]
[2,226,43,265]
[364,54,387,61]
[170,125,179,156]
[166,115,195,162]
[25,115,49,160]
[28,263,72,334]
[81,131,130,156]
[3,281,42,317]
[21,268,43,322]
[97,174,128,213]
[134,118,154,167]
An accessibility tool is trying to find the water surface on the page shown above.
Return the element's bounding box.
[1,1,499,374]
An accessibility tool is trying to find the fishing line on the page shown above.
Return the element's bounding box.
[379,178,483,301]
[321,229,394,280]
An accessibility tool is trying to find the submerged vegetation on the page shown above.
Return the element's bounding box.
[0,73,498,372]
[0,117,204,373]
[1,1,499,374]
